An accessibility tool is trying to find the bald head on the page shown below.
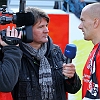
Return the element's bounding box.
[82,3,100,19]
[79,2,100,45]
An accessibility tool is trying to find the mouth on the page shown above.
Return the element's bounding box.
[43,35,48,38]
[82,31,84,34]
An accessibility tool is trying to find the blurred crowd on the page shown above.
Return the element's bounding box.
[62,0,100,18]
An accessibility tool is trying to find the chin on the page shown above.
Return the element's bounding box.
[84,38,90,41]
[44,40,48,43]
[45,38,48,42]
[84,36,87,40]
[42,40,48,43]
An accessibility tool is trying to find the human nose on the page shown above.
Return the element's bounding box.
[78,23,82,30]
[44,26,49,33]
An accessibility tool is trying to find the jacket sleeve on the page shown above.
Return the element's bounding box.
[0,46,22,92]
[64,72,81,94]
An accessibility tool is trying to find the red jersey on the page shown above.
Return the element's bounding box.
[82,43,100,99]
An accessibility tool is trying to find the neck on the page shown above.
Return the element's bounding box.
[29,42,42,50]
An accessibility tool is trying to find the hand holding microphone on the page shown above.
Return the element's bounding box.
[62,44,77,79]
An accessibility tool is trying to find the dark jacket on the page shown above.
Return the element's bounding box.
[0,46,22,92]
[12,37,81,100]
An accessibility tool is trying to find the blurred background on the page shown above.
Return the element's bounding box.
[0,0,97,99]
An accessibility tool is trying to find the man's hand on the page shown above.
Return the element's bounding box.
[62,63,76,78]
[0,26,21,46]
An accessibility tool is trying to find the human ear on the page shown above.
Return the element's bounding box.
[94,18,99,28]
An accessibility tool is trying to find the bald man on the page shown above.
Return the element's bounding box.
[78,3,100,100]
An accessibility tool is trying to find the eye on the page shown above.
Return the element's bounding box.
[46,24,48,27]
[80,18,85,22]
[82,20,85,22]
[39,25,44,28]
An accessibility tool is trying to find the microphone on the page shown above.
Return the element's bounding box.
[13,12,34,27]
[64,44,77,64]
[64,44,77,79]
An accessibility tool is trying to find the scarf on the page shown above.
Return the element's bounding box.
[83,44,100,99]
[22,42,54,100]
